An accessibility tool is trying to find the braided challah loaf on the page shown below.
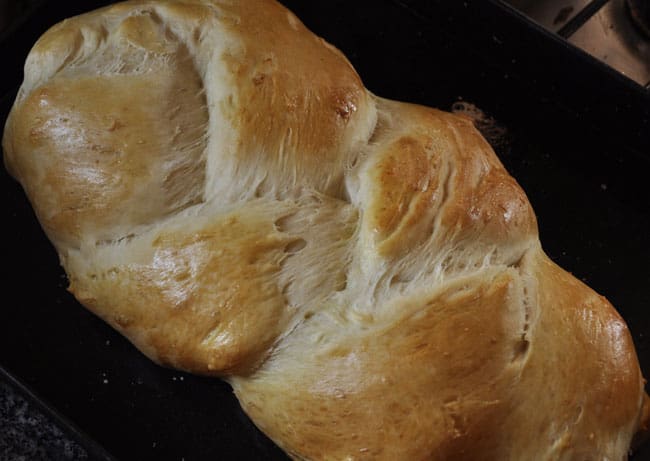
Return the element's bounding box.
[3,0,648,459]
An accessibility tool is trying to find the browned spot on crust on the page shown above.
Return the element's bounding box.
[432,112,538,247]
[218,0,369,196]
[363,106,536,259]
[369,135,440,256]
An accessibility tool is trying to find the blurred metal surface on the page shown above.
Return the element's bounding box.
[505,0,592,31]
[570,0,650,85]
[502,0,650,86]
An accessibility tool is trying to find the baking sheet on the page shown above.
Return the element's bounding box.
[1,1,649,459]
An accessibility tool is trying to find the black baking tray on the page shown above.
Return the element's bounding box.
[1,1,649,460]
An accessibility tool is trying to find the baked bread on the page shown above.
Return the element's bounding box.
[3,0,648,459]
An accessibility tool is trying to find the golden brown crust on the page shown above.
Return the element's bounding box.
[363,105,537,261]
[5,8,208,248]
[219,0,370,199]
[2,0,647,459]
[369,133,443,256]
[235,271,522,460]
[233,253,645,460]
[69,206,296,375]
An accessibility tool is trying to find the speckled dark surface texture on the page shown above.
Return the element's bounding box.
[0,378,88,461]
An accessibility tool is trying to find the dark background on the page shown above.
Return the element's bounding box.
[1,1,649,460]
